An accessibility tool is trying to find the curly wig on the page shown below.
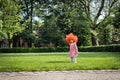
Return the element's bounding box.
[65,33,78,44]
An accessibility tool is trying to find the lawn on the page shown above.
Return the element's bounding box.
[0,52,120,72]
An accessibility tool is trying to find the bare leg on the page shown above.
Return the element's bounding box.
[73,57,77,63]
[70,57,73,62]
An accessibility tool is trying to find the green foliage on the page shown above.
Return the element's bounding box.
[0,47,68,53]
[0,0,120,48]
[0,20,8,40]
[111,4,120,42]
[77,22,92,46]
[0,31,7,40]
[0,45,119,53]
[20,29,36,46]
[54,47,69,52]
[79,45,120,52]
[40,14,66,46]
[103,25,113,45]
[0,0,22,47]
[54,1,92,46]
[98,24,113,45]
[81,0,120,45]
[113,4,120,28]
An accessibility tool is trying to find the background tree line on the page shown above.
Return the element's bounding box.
[0,0,120,48]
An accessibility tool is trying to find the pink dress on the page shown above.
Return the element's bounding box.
[69,43,77,57]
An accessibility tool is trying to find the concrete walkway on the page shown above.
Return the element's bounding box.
[0,70,120,80]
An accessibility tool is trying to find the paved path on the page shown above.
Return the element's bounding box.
[0,70,120,80]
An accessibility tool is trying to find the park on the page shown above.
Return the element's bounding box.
[0,0,120,80]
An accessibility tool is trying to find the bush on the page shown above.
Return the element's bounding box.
[55,47,69,52]
[79,44,120,52]
[0,44,119,53]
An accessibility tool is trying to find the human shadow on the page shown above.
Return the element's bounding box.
[47,61,69,63]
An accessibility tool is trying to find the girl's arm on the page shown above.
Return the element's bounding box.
[75,44,78,52]
[75,43,78,55]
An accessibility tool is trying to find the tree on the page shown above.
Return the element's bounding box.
[112,3,120,42]
[81,0,120,45]
[55,0,92,46]
[40,14,65,47]
[0,20,8,41]
[0,0,22,47]
[113,3,120,28]
[20,0,46,47]
[98,23,113,45]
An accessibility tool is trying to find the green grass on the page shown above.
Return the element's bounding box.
[0,52,120,72]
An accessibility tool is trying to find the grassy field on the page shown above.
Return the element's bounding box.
[0,52,120,72]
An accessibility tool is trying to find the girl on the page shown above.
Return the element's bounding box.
[66,33,78,63]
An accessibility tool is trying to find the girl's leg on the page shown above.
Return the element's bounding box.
[70,57,73,62]
[73,57,77,63]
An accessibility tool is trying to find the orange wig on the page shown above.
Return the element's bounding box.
[65,33,78,44]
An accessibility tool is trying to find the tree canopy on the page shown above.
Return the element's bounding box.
[0,0,120,47]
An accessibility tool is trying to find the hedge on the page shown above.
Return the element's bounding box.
[79,44,120,52]
[0,44,119,53]
[0,47,69,53]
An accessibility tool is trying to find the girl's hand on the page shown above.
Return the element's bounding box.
[76,54,78,57]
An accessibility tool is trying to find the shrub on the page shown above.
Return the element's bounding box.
[79,44,120,52]
[0,44,119,53]
[55,47,69,52]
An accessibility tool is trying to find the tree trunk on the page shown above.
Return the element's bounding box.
[91,24,100,46]
[7,33,12,48]
[29,0,33,48]
[10,41,13,48]
[8,39,13,48]
[91,34,99,46]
